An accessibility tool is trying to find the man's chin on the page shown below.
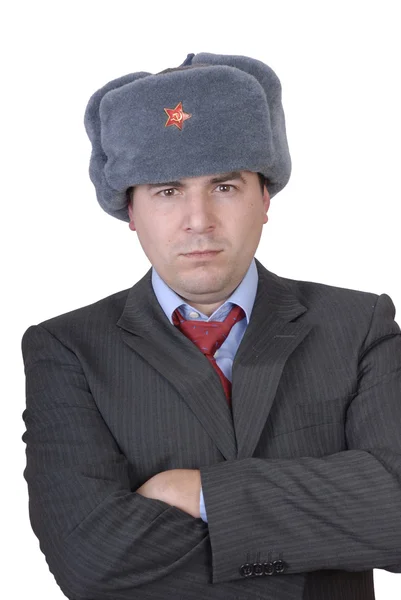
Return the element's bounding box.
[174,273,226,297]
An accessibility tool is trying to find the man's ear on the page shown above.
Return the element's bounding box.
[263,186,270,223]
[128,199,136,231]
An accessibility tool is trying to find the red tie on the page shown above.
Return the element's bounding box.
[172,304,246,406]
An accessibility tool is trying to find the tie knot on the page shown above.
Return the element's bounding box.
[172,304,245,356]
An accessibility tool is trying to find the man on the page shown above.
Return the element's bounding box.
[21,52,401,600]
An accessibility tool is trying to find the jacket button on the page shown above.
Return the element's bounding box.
[273,560,286,574]
[263,562,275,576]
[240,563,254,577]
[253,562,264,576]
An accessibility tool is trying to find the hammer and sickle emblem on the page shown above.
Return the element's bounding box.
[164,102,192,130]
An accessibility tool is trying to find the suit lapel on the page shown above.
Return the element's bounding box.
[232,260,312,457]
[117,268,237,460]
[116,259,313,460]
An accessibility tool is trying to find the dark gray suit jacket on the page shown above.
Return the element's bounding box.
[21,259,401,599]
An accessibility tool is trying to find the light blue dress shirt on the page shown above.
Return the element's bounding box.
[151,258,259,522]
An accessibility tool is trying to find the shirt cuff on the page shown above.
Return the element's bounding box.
[199,485,208,523]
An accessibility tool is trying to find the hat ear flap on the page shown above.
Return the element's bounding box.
[84,71,150,221]
[84,72,150,144]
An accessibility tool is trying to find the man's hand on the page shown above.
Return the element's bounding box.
[136,469,201,518]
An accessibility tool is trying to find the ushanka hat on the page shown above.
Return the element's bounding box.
[84,52,291,222]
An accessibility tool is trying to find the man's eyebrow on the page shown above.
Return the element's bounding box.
[147,180,182,190]
[146,171,247,190]
[209,171,246,185]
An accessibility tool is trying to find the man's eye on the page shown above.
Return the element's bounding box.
[217,184,234,192]
[158,188,176,197]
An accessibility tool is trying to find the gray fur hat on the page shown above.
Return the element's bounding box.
[84,52,291,222]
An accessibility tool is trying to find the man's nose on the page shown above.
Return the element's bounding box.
[183,192,217,231]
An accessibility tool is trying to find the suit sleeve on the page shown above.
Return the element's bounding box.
[21,324,209,600]
[200,293,401,584]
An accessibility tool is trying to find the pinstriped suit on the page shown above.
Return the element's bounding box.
[21,258,401,599]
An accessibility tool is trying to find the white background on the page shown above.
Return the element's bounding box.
[2,0,400,598]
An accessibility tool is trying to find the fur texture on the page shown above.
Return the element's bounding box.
[84,52,291,221]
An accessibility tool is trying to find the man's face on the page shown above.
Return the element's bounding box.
[128,170,270,314]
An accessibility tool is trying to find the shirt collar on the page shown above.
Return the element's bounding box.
[151,258,258,324]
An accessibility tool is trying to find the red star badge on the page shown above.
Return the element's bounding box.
[164,102,192,130]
